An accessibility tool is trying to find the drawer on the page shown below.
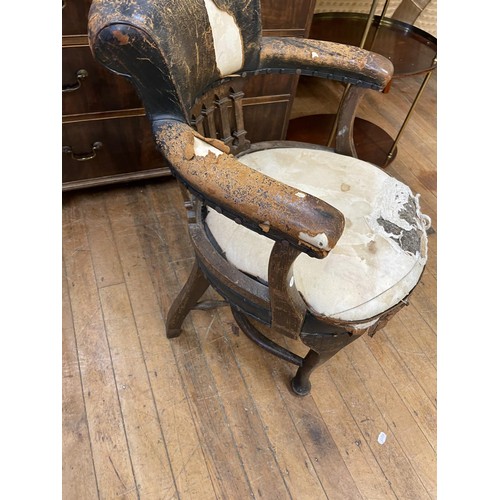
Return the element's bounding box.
[243,100,291,142]
[62,0,93,36]
[261,0,316,36]
[63,46,143,115]
[62,115,169,187]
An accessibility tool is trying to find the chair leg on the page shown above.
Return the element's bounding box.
[291,330,361,396]
[166,260,210,338]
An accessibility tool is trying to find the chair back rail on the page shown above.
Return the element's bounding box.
[189,81,250,155]
[89,0,262,122]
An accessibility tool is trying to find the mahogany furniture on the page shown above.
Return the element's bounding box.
[62,0,316,190]
[88,0,430,395]
[62,0,169,190]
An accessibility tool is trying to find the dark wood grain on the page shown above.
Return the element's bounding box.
[62,115,168,183]
[260,0,316,36]
[62,0,93,36]
[63,46,142,115]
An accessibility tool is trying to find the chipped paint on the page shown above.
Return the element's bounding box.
[153,121,344,259]
[299,231,331,251]
[193,137,224,157]
[111,30,129,45]
[337,125,348,138]
[259,221,270,233]
[204,0,243,75]
[258,37,393,91]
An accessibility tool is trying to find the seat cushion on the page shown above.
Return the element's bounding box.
[205,147,430,324]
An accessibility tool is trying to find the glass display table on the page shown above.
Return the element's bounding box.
[287,9,437,166]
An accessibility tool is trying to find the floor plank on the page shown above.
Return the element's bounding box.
[128,189,258,499]
[63,195,138,498]
[345,338,437,496]
[99,283,178,499]
[226,330,331,499]
[62,258,99,500]
[363,333,437,451]
[85,194,179,499]
[310,367,399,500]
[328,349,432,499]
[383,317,437,405]
[106,187,218,499]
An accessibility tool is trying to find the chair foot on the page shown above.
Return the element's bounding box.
[290,348,322,396]
[290,373,311,396]
[166,260,210,338]
[166,327,183,339]
[290,330,362,395]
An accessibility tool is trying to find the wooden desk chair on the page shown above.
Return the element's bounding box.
[88,0,430,396]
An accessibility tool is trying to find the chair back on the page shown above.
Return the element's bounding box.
[89,0,262,122]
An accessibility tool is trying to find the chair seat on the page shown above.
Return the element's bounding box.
[205,146,430,324]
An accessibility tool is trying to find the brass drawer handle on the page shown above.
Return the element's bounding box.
[63,142,103,161]
[62,69,88,93]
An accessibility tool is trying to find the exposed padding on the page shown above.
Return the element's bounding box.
[204,0,244,75]
[205,147,429,323]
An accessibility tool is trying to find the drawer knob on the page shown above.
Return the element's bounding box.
[63,141,103,161]
[63,69,88,93]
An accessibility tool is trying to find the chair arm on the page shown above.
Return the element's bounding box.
[153,119,345,259]
[258,37,393,91]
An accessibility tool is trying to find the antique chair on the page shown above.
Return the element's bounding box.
[88,0,430,395]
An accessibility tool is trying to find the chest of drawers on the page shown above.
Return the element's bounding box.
[63,0,169,190]
[62,0,317,191]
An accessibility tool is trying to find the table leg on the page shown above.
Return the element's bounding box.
[384,66,435,166]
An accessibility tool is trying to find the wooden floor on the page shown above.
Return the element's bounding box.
[62,71,437,499]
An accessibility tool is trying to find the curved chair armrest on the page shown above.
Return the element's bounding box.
[258,37,393,91]
[153,119,345,259]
